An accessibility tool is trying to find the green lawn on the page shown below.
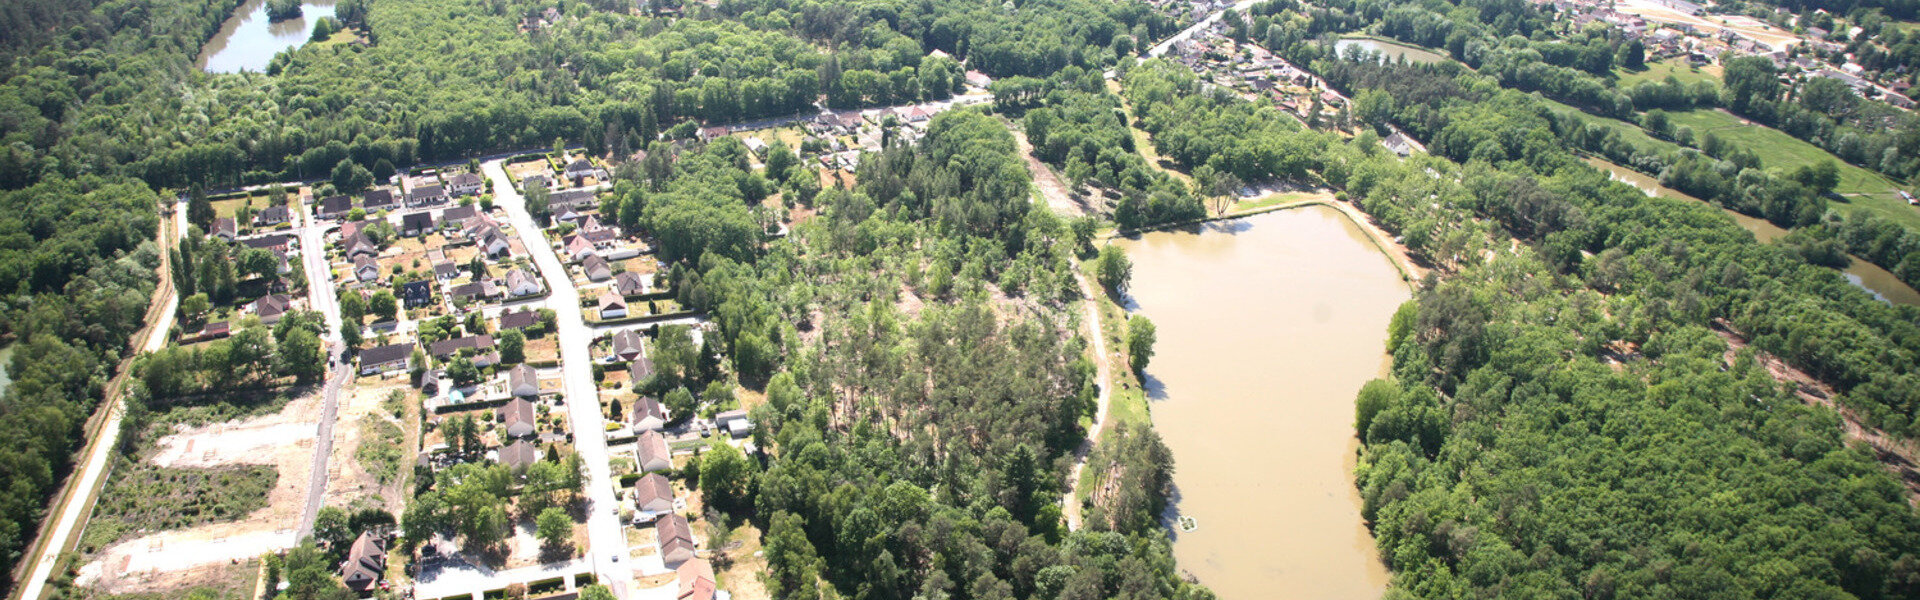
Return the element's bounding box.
[1665,109,1920,229]
[1540,97,1682,156]
[1615,58,1721,87]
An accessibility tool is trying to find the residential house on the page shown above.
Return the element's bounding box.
[399,280,435,309]
[401,212,434,237]
[450,279,500,303]
[522,175,551,192]
[581,227,619,249]
[439,205,478,229]
[582,254,612,282]
[629,355,654,384]
[354,256,381,282]
[506,268,543,297]
[248,294,292,324]
[564,158,601,181]
[362,189,400,213]
[429,334,494,360]
[632,472,673,515]
[340,532,388,593]
[631,395,668,431]
[254,205,290,227]
[508,364,538,397]
[213,217,238,242]
[470,222,512,258]
[714,409,752,438]
[358,343,414,375]
[241,234,295,253]
[656,514,696,564]
[406,185,449,208]
[696,125,730,142]
[597,290,627,318]
[743,137,769,156]
[676,558,716,600]
[1383,131,1417,156]
[448,172,485,196]
[498,439,539,470]
[614,271,649,296]
[564,234,597,261]
[499,309,539,331]
[504,397,537,438]
[636,430,671,472]
[345,233,379,259]
[610,330,644,362]
[433,262,462,282]
[317,195,354,220]
[550,190,597,213]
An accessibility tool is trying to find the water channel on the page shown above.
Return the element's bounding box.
[1583,157,1920,305]
[1115,206,1404,599]
[197,0,339,74]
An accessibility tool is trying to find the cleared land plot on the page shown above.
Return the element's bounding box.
[1614,58,1721,87]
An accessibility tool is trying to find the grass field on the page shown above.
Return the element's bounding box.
[1615,58,1722,87]
[1665,109,1920,229]
[1541,97,1683,155]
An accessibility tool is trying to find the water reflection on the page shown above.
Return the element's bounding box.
[197,0,340,74]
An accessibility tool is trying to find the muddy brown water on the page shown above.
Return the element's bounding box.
[1115,206,1405,599]
[197,0,339,74]
[1585,157,1920,306]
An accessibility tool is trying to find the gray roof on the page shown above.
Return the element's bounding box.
[498,439,538,469]
[360,342,414,366]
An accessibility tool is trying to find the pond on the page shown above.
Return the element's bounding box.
[197,0,339,74]
[1583,157,1920,306]
[1333,38,1452,65]
[1114,206,1405,599]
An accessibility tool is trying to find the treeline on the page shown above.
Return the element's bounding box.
[134,311,328,400]
[0,177,161,590]
[1010,66,1202,230]
[1721,56,1920,179]
[1124,49,1920,595]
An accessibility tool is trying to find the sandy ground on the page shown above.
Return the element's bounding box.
[325,383,412,513]
[1615,0,1803,49]
[77,391,325,594]
[1006,124,1092,218]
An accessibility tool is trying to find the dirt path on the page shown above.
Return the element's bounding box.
[1710,319,1920,504]
[1005,121,1090,217]
[1061,270,1116,532]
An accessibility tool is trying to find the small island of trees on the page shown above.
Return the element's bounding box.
[264,0,302,21]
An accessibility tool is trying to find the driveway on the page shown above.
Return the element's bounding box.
[484,160,635,598]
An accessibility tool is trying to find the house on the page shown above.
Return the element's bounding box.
[636,430,671,472]
[500,309,540,331]
[550,190,597,214]
[1383,131,1416,156]
[439,205,478,229]
[345,233,379,259]
[631,395,668,431]
[498,439,539,470]
[615,271,649,296]
[714,409,752,438]
[697,125,730,142]
[340,532,388,593]
[362,189,399,212]
[471,223,512,258]
[448,172,485,196]
[406,185,449,208]
[241,234,295,253]
[358,343,414,375]
[430,334,494,359]
[582,254,612,282]
[506,364,539,398]
[655,513,696,564]
[610,330,644,362]
[254,205,290,227]
[399,280,435,309]
[743,137,769,156]
[676,558,716,600]
[522,175,551,192]
[597,291,627,319]
[401,212,434,237]
[564,235,597,261]
[317,195,354,219]
[450,280,501,303]
[354,256,381,282]
[213,217,238,242]
[506,268,543,297]
[629,355,654,384]
[633,472,673,515]
[248,294,292,324]
[433,262,461,282]
[564,158,600,181]
[581,227,619,248]
[504,397,537,438]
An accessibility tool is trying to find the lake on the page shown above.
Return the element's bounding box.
[1583,157,1920,306]
[1115,206,1405,599]
[197,0,339,74]
[1334,38,1452,65]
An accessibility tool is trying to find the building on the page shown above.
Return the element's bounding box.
[317,195,354,219]
[362,189,399,213]
[522,175,551,192]
[633,472,673,515]
[614,271,649,296]
[676,558,715,600]
[399,280,435,309]
[714,409,752,438]
[504,396,537,438]
[433,261,462,282]
[564,234,597,261]
[248,294,292,324]
[448,172,485,196]
[655,513,696,564]
[358,343,414,375]
[636,430,671,472]
[439,205,479,229]
[630,355,654,384]
[500,309,540,331]
[597,291,627,319]
[507,268,543,297]
[471,223,512,258]
[340,532,388,593]
[354,256,381,282]
[401,212,434,237]
[213,217,238,242]
[345,233,379,259]
[508,364,539,397]
[610,330,645,362]
[406,185,449,208]
[241,234,295,253]
[450,280,500,303]
[498,438,539,470]
[564,158,600,181]
[254,205,291,227]
[430,334,494,360]
[631,395,668,431]
[697,125,730,142]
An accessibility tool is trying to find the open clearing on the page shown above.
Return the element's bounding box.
[1664,109,1919,228]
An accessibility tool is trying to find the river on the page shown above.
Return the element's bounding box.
[1115,206,1403,599]
[197,0,339,74]
[1583,157,1920,305]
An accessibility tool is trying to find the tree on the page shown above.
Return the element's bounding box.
[279,327,326,384]
[526,186,552,224]
[369,290,398,321]
[499,329,526,364]
[1095,245,1132,297]
[1616,39,1645,70]
[765,141,798,182]
[1794,160,1841,196]
[664,387,697,423]
[700,439,754,514]
[332,159,374,194]
[181,293,210,323]
[536,506,572,551]
[579,585,616,600]
[1126,315,1156,375]
[312,506,353,561]
[340,292,366,324]
[1351,89,1396,132]
[447,356,479,386]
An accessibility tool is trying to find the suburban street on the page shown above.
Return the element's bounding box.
[483,160,635,598]
[294,207,351,536]
[1148,0,1264,57]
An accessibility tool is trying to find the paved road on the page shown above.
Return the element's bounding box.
[294,205,351,536]
[1149,0,1263,57]
[15,200,186,600]
[484,160,634,598]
